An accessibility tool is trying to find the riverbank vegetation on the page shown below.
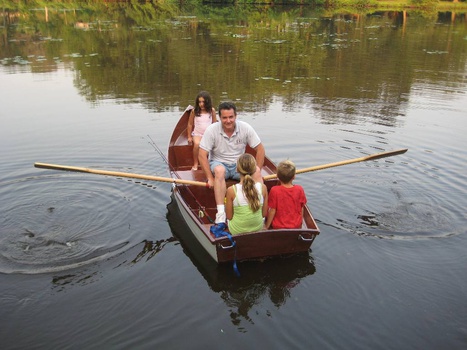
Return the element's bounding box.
[1,1,466,32]
[1,0,466,11]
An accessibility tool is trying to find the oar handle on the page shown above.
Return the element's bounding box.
[263,148,408,180]
[34,162,209,188]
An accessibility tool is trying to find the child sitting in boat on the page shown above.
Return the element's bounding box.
[265,160,307,229]
[186,91,217,171]
[225,153,268,235]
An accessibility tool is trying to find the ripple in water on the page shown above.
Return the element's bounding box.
[315,159,463,240]
[355,200,458,239]
[330,192,461,240]
[0,173,145,274]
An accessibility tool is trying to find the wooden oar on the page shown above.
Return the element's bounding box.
[34,162,209,187]
[263,148,408,180]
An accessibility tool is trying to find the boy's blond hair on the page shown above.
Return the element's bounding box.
[277,160,296,183]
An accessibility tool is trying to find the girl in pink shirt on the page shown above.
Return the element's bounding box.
[187,91,217,170]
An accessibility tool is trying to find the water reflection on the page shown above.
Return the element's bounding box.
[166,195,316,328]
[1,3,467,348]
[1,3,465,123]
[130,237,177,264]
[51,270,100,292]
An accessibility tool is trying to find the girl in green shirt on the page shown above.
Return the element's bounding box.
[226,154,268,234]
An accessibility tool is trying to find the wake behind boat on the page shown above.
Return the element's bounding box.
[168,106,320,263]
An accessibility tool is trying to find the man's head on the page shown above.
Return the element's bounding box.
[218,102,237,133]
[218,102,237,117]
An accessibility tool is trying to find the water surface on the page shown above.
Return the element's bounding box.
[1,4,466,349]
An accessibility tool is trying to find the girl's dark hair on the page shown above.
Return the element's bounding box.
[194,91,213,116]
[237,153,261,212]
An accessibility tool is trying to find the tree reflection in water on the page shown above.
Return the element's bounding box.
[2,3,465,122]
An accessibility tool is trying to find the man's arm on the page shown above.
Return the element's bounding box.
[253,142,265,169]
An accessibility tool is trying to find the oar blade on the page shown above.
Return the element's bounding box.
[35,162,60,170]
[364,148,408,161]
[34,162,88,173]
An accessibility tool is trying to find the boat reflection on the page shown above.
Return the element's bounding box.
[166,194,316,325]
[130,237,177,264]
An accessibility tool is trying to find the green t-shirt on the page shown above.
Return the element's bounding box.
[228,183,264,235]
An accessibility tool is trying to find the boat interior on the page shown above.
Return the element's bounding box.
[168,107,318,234]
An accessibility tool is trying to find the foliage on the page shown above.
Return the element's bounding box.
[1,0,466,11]
[1,0,466,112]
[324,0,378,8]
[410,0,439,7]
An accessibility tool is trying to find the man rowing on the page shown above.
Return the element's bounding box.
[198,102,265,227]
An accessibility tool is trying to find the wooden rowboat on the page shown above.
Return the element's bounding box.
[33,112,407,265]
[167,106,320,263]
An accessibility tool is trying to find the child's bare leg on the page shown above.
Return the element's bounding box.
[192,136,202,170]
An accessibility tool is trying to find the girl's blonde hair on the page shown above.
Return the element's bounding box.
[237,153,261,212]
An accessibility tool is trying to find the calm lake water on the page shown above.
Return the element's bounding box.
[1,4,467,349]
